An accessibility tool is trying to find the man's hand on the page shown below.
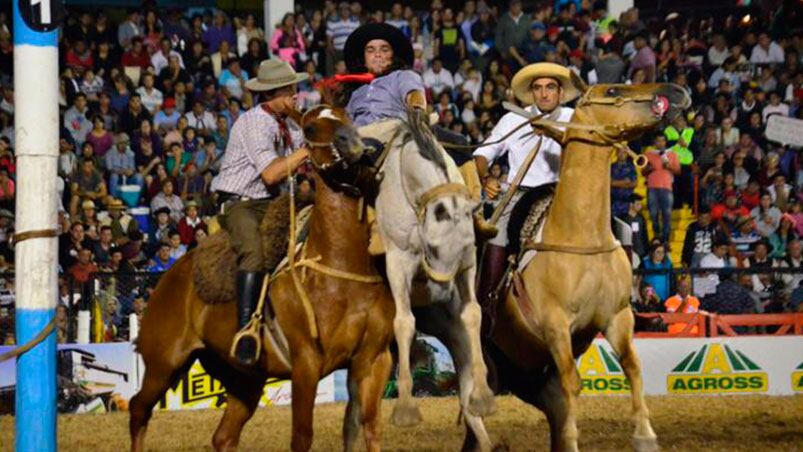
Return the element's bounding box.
[483,178,501,199]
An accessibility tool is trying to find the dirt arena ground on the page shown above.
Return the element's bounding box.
[1,395,801,451]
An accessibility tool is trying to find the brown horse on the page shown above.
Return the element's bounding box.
[129,105,396,452]
[465,80,691,452]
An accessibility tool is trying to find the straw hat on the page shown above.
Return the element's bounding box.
[81,200,96,210]
[184,200,199,210]
[108,198,127,210]
[511,62,581,105]
[244,59,308,92]
[115,133,130,145]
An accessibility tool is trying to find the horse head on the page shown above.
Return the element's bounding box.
[567,73,692,144]
[297,105,368,196]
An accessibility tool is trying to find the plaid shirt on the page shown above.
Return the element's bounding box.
[210,105,303,199]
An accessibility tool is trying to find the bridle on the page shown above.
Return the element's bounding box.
[301,105,348,172]
[300,105,365,196]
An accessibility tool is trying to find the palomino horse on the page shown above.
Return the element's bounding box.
[373,110,495,446]
[468,79,691,452]
[129,106,396,452]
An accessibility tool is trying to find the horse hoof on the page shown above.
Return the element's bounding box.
[632,435,659,452]
[391,401,423,427]
[468,388,496,417]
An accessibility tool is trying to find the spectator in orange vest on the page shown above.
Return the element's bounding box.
[664,277,700,335]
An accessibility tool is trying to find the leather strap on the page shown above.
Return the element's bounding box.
[525,239,621,255]
[511,272,540,333]
[416,182,472,221]
[14,228,59,245]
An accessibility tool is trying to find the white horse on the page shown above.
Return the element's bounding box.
[373,110,496,449]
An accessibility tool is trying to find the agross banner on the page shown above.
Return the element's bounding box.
[1,336,799,416]
[578,336,803,396]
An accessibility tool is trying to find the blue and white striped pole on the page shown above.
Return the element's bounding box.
[13,0,60,451]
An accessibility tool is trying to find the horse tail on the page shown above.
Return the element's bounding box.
[404,107,448,176]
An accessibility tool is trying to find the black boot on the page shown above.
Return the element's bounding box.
[476,245,508,336]
[233,270,265,365]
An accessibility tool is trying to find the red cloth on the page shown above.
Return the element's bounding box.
[65,49,93,71]
[177,217,205,245]
[741,192,760,211]
[314,73,375,91]
[711,203,749,221]
[121,50,151,70]
[69,262,98,284]
[260,103,292,150]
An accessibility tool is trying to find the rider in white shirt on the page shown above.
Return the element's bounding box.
[474,62,578,305]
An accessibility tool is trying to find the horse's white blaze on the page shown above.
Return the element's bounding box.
[318,108,339,121]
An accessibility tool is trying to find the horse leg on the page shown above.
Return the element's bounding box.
[129,350,195,452]
[356,349,393,452]
[531,368,575,452]
[543,315,581,452]
[211,376,263,452]
[446,314,493,452]
[455,265,496,418]
[291,354,321,452]
[128,336,194,452]
[604,308,658,452]
[343,371,361,452]
[386,247,422,427]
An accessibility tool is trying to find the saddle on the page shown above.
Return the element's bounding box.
[192,194,313,304]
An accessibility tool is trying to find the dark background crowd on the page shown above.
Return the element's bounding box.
[0,0,802,342]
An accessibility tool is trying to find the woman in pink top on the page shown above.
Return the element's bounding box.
[270,13,306,69]
[85,115,114,157]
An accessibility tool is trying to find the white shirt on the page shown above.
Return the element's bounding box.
[422,68,455,97]
[135,87,163,114]
[151,50,185,75]
[184,111,217,132]
[694,253,726,298]
[750,42,784,64]
[762,103,790,122]
[474,105,574,189]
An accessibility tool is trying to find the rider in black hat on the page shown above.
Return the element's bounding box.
[340,22,495,236]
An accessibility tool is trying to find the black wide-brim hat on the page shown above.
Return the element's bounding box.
[344,23,414,72]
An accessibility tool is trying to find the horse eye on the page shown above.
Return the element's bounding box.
[304,125,316,136]
[434,202,451,222]
[606,87,618,97]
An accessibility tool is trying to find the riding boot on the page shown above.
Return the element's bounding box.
[233,270,265,365]
[477,245,508,335]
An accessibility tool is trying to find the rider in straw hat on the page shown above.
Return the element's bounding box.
[211,59,310,365]
[474,62,578,308]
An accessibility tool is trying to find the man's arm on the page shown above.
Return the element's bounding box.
[260,147,310,186]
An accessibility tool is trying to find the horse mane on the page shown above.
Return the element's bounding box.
[402,107,448,175]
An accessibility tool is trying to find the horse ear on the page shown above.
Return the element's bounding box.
[287,107,303,125]
[569,70,589,95]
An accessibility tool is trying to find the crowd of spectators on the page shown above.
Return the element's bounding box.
[1,0,803,343]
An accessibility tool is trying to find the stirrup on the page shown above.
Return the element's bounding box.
[230,311,263,365]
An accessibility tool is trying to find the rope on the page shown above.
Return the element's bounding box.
[439,112,546,151]
[287,163,319,339]
[0,227,59,362]
[0,317,56,363]
[292,257,384,284]
[13,228,58,245]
